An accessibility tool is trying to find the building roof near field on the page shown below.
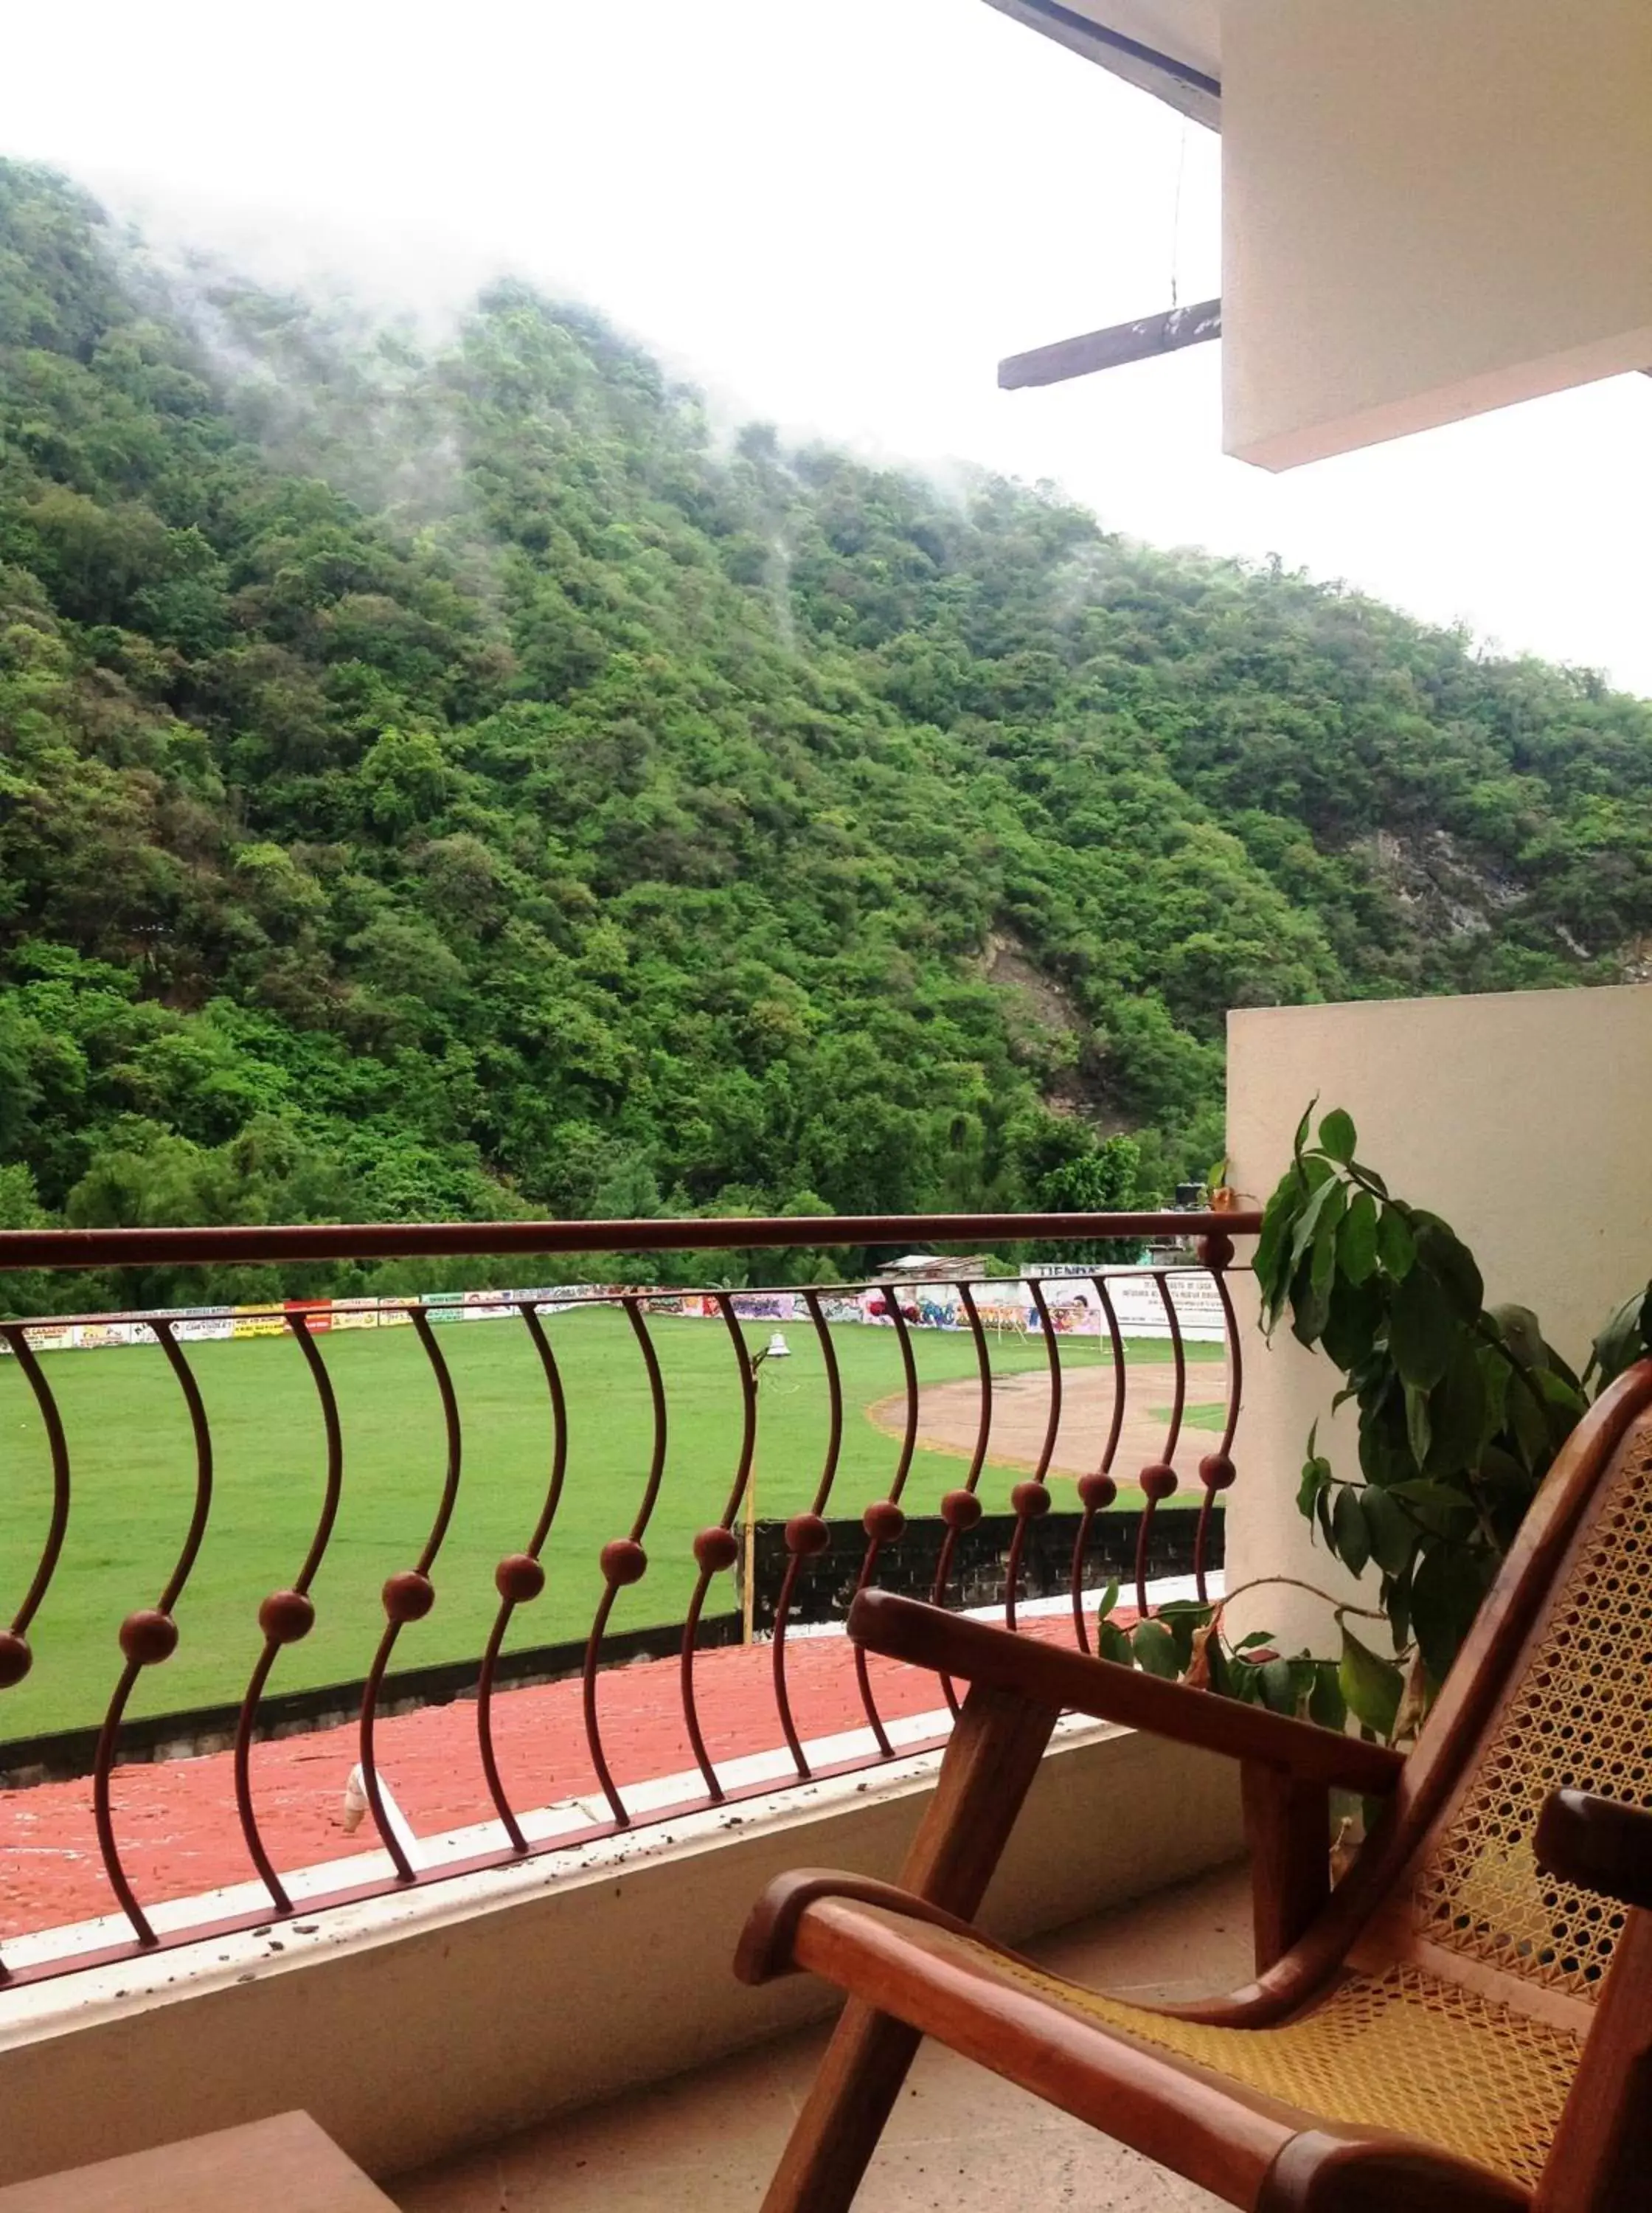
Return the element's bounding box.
[881,1254,993,1279]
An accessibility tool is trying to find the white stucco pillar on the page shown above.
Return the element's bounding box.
[1221,0,1652,468]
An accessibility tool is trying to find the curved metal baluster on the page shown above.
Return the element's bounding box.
[1193,1259,1243,1604]
[1071,1275,1125,1653]
[1157,1273,1188,1465]
[1092,1275,1129,1477]
[580,1295,667,1826]
[0,1326,72,1984]
[770,1289,843,1780]
[233,1313,344,1912]
[1003,1280,1062,1634]
[358,1308,462,1883]
[476,1303,569,1852]
[678,1294,757,1801]
[1027,1281,1064,1480]
[851,1291,918,1755]
[1133,1272,1186,1618]
[1,1325,71,1655]
[92,1320,212,1947]
[928,1282,993,1718]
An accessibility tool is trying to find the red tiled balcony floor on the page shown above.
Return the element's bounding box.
[0,1614,1105,1942]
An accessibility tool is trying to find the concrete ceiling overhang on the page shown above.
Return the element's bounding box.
[982,0,1220,128]
[983,0,1652,471]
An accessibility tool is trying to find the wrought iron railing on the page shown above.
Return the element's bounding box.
[0,1211,1255,1987]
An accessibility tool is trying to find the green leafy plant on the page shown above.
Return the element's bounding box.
[1589,1281,1652,1390]
[1254,1103,1597,1736]
[1092,1579,1352,1730]
[1091,1104,1652,1748]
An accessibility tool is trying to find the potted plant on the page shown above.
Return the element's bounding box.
[1096,1105,1652,1748]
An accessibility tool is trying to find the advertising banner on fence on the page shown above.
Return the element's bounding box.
[77,1320,155,1351]
[1021,1265,1227,1343]
[13,1323,77,1355]
[858,1267,1227,1343]
[231,1306,288,1340]
[510,1286,597,1317]
[174,1306,233,1343]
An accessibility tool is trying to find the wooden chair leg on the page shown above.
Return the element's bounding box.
[759,1683,1058,2213]
[1241,1761,1332,1974]
[1535,1913,1652,2212]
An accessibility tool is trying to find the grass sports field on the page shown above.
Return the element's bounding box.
[0,1312,1223,1740]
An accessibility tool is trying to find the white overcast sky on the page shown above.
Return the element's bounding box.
[5,0,1651,694]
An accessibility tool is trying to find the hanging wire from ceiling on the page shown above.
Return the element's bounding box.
[1169,115,1190,311]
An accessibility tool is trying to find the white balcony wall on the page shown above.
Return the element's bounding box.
[0,1723,1242,2189]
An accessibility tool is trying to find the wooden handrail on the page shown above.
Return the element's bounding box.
[846,1591,1406,1795]
[1536,1790,1652,1912]
[0,1209,1260,1272]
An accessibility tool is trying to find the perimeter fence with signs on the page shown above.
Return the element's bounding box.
[0,1264,1226,1357]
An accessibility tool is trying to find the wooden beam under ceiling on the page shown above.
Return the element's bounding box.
[983,0,1221,132]
[999,297,1221,390]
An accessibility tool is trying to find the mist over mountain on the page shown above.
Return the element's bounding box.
[4,158,1650,1306]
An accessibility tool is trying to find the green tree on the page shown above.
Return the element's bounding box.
[1,155,1649,1316]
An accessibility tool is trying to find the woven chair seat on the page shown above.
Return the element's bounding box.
[974,1947,1580,2192]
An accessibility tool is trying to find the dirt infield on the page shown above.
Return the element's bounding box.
[869,1360,1232,1488]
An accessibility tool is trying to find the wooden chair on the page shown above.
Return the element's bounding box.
[736,1359,1652,2210]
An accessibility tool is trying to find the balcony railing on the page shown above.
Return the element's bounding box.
[0,1210,1255,1989]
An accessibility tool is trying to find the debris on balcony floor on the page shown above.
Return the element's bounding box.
[392,1860,1249,2212]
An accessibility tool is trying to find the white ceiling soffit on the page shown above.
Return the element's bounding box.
[982,0,1221,129]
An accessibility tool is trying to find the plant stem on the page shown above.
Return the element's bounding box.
[1217,1573,1387,1623]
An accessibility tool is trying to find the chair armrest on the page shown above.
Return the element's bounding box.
[849,1590,1404,1796]
[1535,1790,1652,1911]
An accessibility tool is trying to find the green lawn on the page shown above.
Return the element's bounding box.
[0,1314,1219,1739]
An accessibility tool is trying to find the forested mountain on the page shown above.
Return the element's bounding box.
[3,159,1651,1303]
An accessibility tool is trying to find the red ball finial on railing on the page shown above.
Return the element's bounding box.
[784,1513,831,1558]
[600,1538,648,1586]
[494,1554,546,1604]
[257,1589,316,1644]
[381,1570,436,1623]
[693,1525,740,1573]
[119,1609,179,1665]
